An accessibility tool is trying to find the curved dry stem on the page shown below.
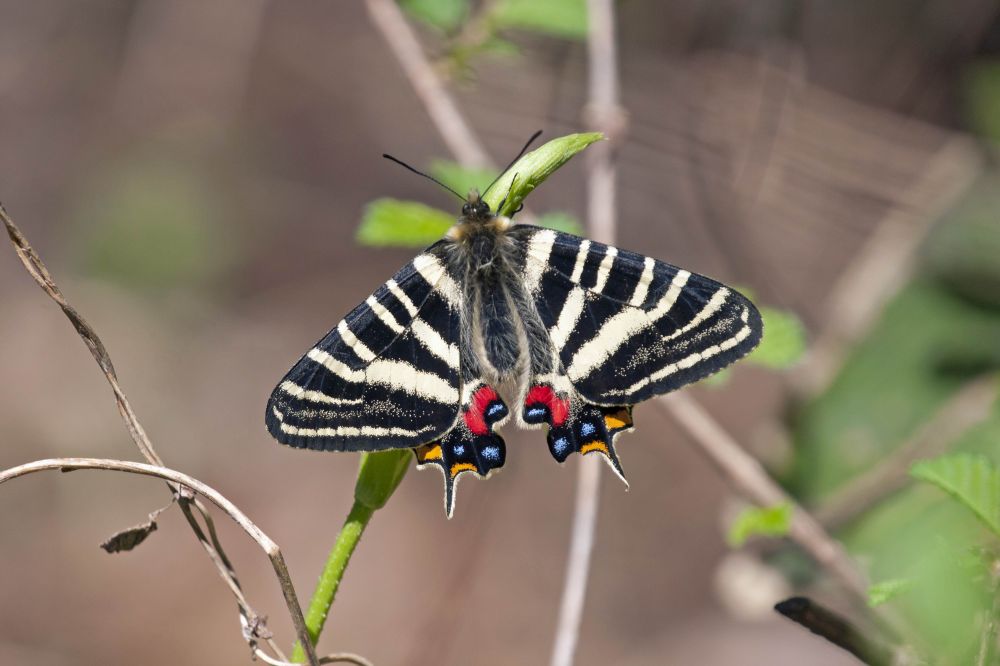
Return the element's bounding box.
[0,457,317,664]
[2,204,321,666]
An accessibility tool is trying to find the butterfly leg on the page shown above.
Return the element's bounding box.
[522,383,634,485]
[414,382,509,518]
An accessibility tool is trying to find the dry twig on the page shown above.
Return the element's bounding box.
[549,2,625,666]
[658,392,869,598]
[815,375,998,529]
[1,205,320,666]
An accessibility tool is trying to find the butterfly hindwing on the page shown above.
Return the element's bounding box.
[266,243,463,452]
[513,225,763,405]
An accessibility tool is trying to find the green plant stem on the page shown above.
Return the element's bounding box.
[291,501,375,662]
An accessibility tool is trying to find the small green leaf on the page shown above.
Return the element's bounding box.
[910,454,1000,535]
[400,0,468,31]
[482,132,603,217]
[493,0,588,40]
[355,450,411,510]
[747,307,806,369]
[357,198,455,247]
[536,211,584,235]
[429,160,498,195]
[726,502,793,547]
[867,578,914,607]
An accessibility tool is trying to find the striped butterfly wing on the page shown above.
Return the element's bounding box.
[512,226,763,405]
[266,242,463,452]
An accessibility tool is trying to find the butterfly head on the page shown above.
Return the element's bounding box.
[460,189,492,223]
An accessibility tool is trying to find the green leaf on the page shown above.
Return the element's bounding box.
[867,578,914,607]
[482,132,603,217]
[354,450,411,510]
[493,0,588,40]
[356,198,455,247]
[747,307,806,369]
[910,454,1000,535]
[536,211,584,235]
[429,160,498,195]
[400,0,468,31]
[726,502,793,547]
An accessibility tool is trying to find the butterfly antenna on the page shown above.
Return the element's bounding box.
[382,154,465,201]
[482,130,543,198]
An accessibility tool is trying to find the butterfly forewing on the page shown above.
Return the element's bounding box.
[511,225,763,405]
[265,242,463,452]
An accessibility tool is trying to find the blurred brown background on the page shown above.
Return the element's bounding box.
[1,1,996,664]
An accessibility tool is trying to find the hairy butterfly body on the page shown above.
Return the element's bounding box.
[266,141,763,517]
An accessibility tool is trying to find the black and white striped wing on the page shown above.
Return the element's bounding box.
[266,243,463,452]
[512,226,762,405]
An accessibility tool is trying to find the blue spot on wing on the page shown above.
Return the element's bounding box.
[553,437,569,454]
[580,422,596,437]
[488,403,505,416]
[482,446,500,461]
[452,444,465,456]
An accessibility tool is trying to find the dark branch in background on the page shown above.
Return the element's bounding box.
[774,597,898,666]
[1,205,323,666]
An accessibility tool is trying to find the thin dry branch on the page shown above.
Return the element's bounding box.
[549,2,625,666]
[363,0,539,225]
[364,0,491,169]
[792,136,981,398]
[658,392,870,598]
[1,204,320,666]
[815,375,998,529]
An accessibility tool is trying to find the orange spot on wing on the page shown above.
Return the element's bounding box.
[416,443,443,463]
[604,409,632,431]
[450,462,477,478]
[580,441,609,456]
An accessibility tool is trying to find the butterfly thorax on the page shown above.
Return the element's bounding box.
[442,190,532,386]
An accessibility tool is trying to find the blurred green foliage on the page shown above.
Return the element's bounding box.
[399,0,584,75]
[781,153,1000,659]
[400,0,467,32]
[491,0,588,39]
[726,502,792,547]
[70,157,232,293]
[401,0,587,40]
[911,453,1000,535]
[747,306,806,369]
[962,59,1000,144]
[788,281,1000,500]
[923,175,1000,309]
[357,199,456,247]
[867,578,913,607]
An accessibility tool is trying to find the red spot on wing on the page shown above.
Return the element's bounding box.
[464,385,499,435]
[524,384,570,427]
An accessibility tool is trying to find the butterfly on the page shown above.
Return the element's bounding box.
[265,133,763,517]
